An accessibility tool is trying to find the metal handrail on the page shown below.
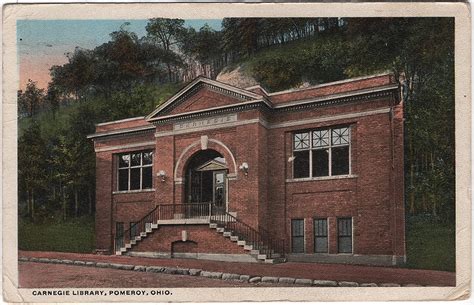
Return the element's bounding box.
[115,202,211,251]
[115,202,286,259]
[210,207,286,259]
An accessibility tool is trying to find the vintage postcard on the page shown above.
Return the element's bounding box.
[2,2,471,303]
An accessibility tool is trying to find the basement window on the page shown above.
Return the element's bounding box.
[291,219,305,253]
[117,150,153,191]
[337,218,353,253]
[292,126,350,179]
[314,218,328,253]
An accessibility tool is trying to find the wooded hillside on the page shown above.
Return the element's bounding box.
[18,18,454,225]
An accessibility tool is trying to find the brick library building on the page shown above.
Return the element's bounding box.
[88,73,406,265]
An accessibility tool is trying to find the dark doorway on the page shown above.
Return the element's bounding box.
[184,149,228,212]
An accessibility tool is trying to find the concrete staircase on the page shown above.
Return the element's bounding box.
[209,223,286,264]
[114,203,286,264]
[115,221,285,264]
[115,223,159,255]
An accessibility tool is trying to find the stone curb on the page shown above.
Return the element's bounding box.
[19,256,424,287]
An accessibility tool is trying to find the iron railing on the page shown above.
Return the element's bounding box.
[210,207,286,259]
[115,203,211,251]
[114,202,286,260]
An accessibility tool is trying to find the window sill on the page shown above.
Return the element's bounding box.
[286,174,357,183]
[113,188,155,195]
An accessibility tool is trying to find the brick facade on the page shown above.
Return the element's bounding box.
[89,73,405,265]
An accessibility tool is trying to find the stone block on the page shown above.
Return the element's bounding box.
[360,283,378,287]
[222,273,241,281]
[73,260,86,266]
[261,276,279,283]
[380,283,401,287]
[201,271,223,279]
[338,281,359,287]
[175,268,190,275]
[146,266,164,273]
[239,275,251,282]
[278,277,296,284]
[313,280,338,287]
[96,262,110,268]
[133,265,147,272]
[61,259,74,265]
[189,269,202,276]
[294,279,313,286]
[249,277,261,283]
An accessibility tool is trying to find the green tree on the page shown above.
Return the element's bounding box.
[345,18,455,221]
[18,80,45,118]
[146,18,186,82]
[18,121,47,221]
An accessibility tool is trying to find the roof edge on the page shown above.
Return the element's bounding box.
[145,76,263,121]
[87,125,155,140]
[95,116,146,127]
[268,71,394,97]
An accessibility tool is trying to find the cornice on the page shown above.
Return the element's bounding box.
[150,86,398,125]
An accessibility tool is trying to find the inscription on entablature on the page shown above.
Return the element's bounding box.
[173,114,237,131]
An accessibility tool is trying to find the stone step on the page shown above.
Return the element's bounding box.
[243,245,253,251]
[151,224,159,229]
[223,231,231,237]
[216,228,225,233]
[125,244,132,249]
[134,236,142,241]
[237,240,246,246]
[120,247,127,252]
[250,249,260,255]
[130,240,137,245]
[209,223,218,229]
[257,254,267,260]
[115,251,123,255]
[230,236,239,242]
[140,232,147,237]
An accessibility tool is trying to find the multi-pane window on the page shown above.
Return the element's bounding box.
[293,126,350,178]
[314,218,328,253]
[118,151,153,191]
[337,218,353,253]
[291,219,305,253]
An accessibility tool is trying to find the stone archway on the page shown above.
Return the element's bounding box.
[183,149,228,208]
[174,137,238,184]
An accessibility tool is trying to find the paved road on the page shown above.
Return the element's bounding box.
[20,262,259,288]
[19,251,456,286]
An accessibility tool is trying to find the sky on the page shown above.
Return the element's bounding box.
[17,19,222,90]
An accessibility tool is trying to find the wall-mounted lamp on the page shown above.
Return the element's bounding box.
[157,170,166,182]
[239,162,249,176]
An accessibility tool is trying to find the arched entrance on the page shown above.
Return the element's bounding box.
[184,149,228,213]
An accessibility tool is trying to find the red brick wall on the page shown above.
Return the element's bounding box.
[133,225,248,254]
[92,75,404,259]
[167,87,245,115]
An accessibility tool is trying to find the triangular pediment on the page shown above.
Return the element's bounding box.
[196,159,228,171]
[146,77,263,121]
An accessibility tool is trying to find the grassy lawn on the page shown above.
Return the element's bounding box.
[405,219,455,272]
[18,214,455,272]
[19,216,95,253]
